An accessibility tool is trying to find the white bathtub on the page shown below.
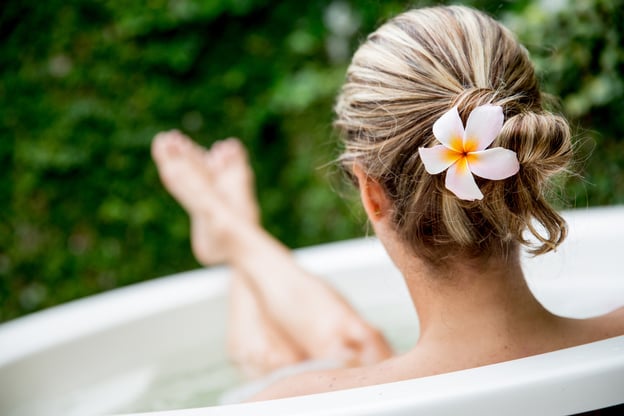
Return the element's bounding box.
[1,207,623,415]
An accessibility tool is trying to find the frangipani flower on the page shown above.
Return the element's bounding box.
[418,105,519,201]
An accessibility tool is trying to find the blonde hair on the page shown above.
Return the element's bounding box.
[334,6,573,265]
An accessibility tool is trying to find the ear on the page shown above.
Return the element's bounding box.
[352,164,392,222]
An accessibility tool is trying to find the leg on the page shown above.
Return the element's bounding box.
[153,131,304,376]
[220,220,393,365]
[204,138,393,365]
[152,131,393,369]
[228,270,306,378]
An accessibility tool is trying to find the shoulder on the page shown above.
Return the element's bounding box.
[579,306,624,341]
[600,306,624,334]
[249,358,408,402]
[249,366,362,401]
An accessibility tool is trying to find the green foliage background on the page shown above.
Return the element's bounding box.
[2,0,623,322]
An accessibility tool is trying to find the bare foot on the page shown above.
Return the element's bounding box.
[152,131,239,265]
[206,138,259,225]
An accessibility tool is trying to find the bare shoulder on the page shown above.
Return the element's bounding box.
[249,367,354,401]
[250,357,408,402]
[581,306,624,340]
[249,366,369,401]
[602,306,624,332]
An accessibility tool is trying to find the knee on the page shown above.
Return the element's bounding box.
[334,324,392,365]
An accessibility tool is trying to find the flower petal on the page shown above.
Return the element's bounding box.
[445,158,483,201]
[464,105,504,151]
[468,148,520,180]
[432,106,464,152]
[419,145,461,174]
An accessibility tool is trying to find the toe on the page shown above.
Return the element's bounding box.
[223,138,248,161]
[151,131,178,162]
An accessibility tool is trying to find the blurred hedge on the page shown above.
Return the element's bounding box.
[1,0,622,322]
[504,0,624,205]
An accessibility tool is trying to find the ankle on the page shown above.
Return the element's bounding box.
[217,216,262,265]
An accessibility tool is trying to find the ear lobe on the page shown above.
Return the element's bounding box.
[352,164,391,222]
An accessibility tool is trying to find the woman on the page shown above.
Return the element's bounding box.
[151,5,624,401]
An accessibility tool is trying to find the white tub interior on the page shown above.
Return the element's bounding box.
[0,207,623,415]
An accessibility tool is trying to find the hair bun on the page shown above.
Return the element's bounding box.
[493,111,573,255]
[498,111,573,180]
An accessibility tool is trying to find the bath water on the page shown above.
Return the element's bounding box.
[114,304,418,414]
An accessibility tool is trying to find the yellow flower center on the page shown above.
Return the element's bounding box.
[463,136,478,153]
